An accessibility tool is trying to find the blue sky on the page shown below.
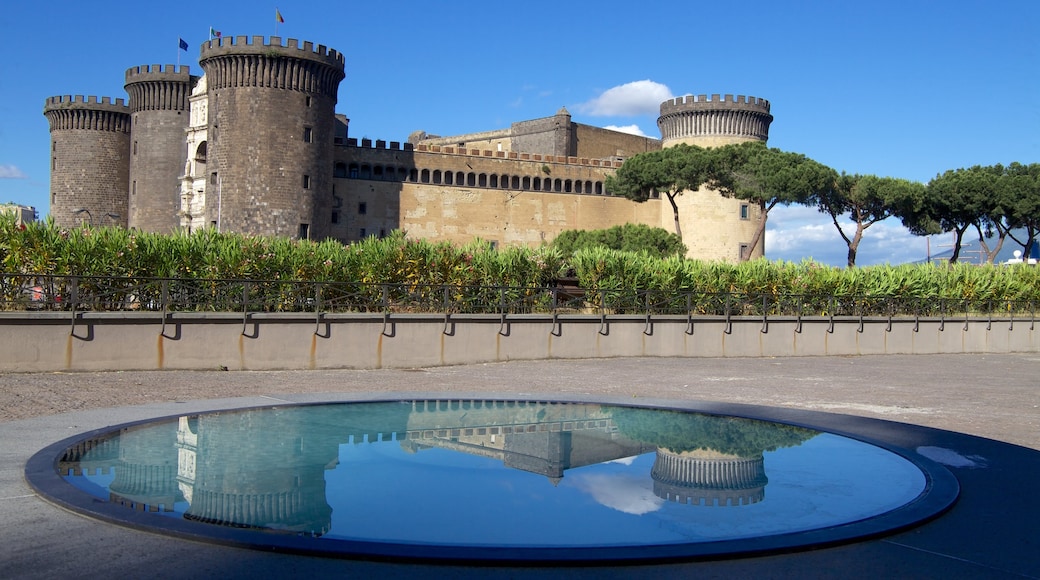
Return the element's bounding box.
[2,1,1037,266]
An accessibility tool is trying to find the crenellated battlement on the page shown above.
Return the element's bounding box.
[199,35,344,68]
[346,138,623,170]
[124,64,193,83]
[660,94,771,115]
[44,94,128,111]
[658,93,773,144]
[199,36,344,97]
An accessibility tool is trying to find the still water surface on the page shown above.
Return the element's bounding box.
[59,401,926,548]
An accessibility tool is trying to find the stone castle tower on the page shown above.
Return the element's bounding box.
[43,96,131,227]
[124,65,197,233]
[656,95,775,261]
[198,36,345,240]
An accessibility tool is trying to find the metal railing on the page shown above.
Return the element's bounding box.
[1,273,1036,322]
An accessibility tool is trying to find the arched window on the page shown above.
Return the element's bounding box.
[421,169,430,183]
[349,163,359,178]
[511,176,520,189]
[333,162,347,178]
[564,180,572,193]
[500,174,509,188]
[533,177,541,191]
[360,164,372,179]
[456,171,465,185]
[409,168,419,182]
[575,181,583,194]
[194,141,207,162]
[554,178,562,192]
[478,174,487,187]
[433,170,442,184]
[467,173,476,186]
[445,171,453,185]
[522,176,530,190]
[595,181,603,195]
[490,174,498,188]
[373,166,384,180]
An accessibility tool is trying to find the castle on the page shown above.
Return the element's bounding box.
[43,35,773,262]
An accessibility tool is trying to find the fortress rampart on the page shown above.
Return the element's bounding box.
[658,94,773,145]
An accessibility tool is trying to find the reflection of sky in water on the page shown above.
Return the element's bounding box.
[322,434,925,547]
[58,403,929,549]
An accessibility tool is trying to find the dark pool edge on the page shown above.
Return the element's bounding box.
[24,394,961,565]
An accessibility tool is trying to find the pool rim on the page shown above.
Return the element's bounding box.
[24,394,960,565]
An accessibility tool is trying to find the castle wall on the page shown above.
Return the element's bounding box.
[510,111,575,157]
[330,142,643,246]
[43,96,131,228]
[572,124,661,160]
[125,65,195,233]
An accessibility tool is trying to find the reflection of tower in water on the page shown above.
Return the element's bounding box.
[651,448,768,507]
[109,422,183,512]
[180,409,337,536]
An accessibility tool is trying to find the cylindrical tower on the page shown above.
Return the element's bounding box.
[124,64,197,233]
[198,36,345,240]
[43,95,131,228]
[658,94,772,148]
[655,94,774,262]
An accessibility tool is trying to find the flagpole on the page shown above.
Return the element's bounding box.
[177,37,181,67]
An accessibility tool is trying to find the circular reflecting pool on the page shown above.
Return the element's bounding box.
[27,399,958,562]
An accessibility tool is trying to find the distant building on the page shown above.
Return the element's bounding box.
[44,35,773,263]
[0,203,37,226]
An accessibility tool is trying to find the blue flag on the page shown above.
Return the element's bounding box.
[179,38,188,51]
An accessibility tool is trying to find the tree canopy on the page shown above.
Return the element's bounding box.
[604,144,717,239]
[549,223,687,259]
[815,173,926,267]
[711,141,838,261]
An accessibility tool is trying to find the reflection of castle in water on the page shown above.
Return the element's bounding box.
[652,449,767,507]
[65,400,814,534]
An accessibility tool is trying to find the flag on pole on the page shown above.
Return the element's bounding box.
[209,27,222,40]
[178,38,189,51]
[276,9,284,23]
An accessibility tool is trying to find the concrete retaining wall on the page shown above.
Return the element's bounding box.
[0,312,1035,372]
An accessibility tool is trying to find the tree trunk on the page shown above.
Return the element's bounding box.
[743,200,771,262]
[666,192,682,239]
[847,222,866,268]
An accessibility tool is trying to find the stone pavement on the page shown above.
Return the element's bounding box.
[2,354,1039,578]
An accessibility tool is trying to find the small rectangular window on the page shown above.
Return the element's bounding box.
[740,203,750,220]
[360,228,366,238]
[52,157,56,170]
[358,202,367,215]
[379,229,386,238]
[133,141,138,155]
[303,175,311,189]
[305,96,312,107]
[210,172,218,185]
[299,223,309,239]
[739,243,751,260]
[303,127,312,143]
[331,211,339,224]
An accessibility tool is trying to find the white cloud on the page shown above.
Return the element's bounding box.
[571,472,664,515]
[0,165,27,179]
[765,205,930,266]
[577,80,673,117]
[602,124,647,137]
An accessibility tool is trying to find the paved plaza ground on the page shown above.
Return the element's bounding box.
[1,354,1038,578]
